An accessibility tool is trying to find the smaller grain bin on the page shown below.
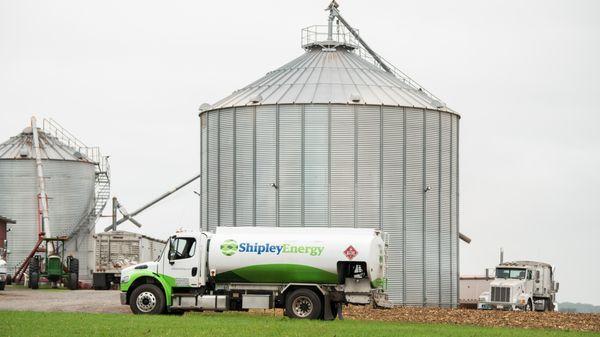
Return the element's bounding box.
[0,118,110,281]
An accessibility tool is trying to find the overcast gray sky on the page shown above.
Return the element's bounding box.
[1,0,598,305]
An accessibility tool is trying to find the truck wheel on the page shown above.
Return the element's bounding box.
[0,281,5,291]
[130,284,166,315]
[285,288,322,319]
[525,299,532,311]
[67,273,78,290]
[6,275,12,285]
[30,272,39,290]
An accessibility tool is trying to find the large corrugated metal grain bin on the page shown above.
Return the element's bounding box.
[199,21,460,306]
[0,127,97,281]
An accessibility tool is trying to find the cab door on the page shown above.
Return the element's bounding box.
[161,235,201,287]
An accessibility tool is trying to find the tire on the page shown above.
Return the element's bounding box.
[67,272,78,290]
[28,256,40,288]
[68,257,79,275]
[6,275,12,285]
[0,281,5,291]
[30,272,39,290]
[525,299,532,311]
[285,288,322,320]
[130,284,166,315]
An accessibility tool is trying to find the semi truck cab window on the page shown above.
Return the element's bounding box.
[170,238,196,260]
[496,268,526,279]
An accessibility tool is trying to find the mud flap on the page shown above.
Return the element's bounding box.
[323,294,335,321]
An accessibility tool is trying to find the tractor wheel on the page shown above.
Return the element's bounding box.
[68,257,79,275]
[28,257,41,288]
[67,272,78,290]
[30,272,39,290]
[130,284,166,315]
[285,288,322,320]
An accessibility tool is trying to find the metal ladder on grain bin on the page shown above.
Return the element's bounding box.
[41,119,112,238]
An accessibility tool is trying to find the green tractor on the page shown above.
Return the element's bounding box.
[28,237,79,290]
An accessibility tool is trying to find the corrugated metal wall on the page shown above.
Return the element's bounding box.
[0,160,96,280]
[200,103,459,306]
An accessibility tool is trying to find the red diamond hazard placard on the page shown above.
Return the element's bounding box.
[343,245,358,260]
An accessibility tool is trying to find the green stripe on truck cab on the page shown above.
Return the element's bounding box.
[120,270,176,306]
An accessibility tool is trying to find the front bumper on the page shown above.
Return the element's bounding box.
[479,301,522,310]
[120,292,128,305]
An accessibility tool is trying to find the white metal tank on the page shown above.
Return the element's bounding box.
[0,119,110,281]
[199,5,459,306]
[209,227,385,285]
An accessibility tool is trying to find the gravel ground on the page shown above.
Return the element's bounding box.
[1,286,598,332]
[0,286,128,314]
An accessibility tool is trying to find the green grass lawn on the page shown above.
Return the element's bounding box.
[0,311,597,337]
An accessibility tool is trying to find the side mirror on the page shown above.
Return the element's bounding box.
[168,250,176,264]
[535,270,540,283]
[554,282,560,292]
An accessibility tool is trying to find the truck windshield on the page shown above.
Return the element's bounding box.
[496,268,526,279]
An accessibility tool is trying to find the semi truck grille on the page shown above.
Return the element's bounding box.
[491,286,511,302]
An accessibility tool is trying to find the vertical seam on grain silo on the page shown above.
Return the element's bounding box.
[217,111,221,227]
[422,109,427,306]
[328,104,332,228]
[402,107,407,305]
[438,112,442,306]
[379,105,383,231]
[301,105,305,227]
[206,112,210,230]
[353,104,358,228]
[449,115,453,305]
[276,105,280,227]
[253,106,256,227]
[233,108,237,227]
[198,114,206,231]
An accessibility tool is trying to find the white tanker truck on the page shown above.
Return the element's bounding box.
[119,227,389,319]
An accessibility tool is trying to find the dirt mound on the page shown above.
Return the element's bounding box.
[343,306,600,332]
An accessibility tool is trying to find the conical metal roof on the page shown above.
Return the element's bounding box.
[210,46,447,110]
[0,127,93,162]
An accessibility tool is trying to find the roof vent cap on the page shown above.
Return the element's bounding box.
[349,93,362,103]
[431,100,446,109]
[198,103,212,112]
[249,95,263,104]
[19,148,29,158]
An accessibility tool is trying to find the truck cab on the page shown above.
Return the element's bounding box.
[478,261,558,311]
[120,228,389,319]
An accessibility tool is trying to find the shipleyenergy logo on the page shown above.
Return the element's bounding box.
[220,239,324,257]
[220,239,239,256]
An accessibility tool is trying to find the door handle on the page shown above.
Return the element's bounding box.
[191,267,198,277]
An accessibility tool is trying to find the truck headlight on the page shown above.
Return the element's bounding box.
[121,275,130,283]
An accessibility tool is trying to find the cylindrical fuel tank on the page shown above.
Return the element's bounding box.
[208,227,385,285]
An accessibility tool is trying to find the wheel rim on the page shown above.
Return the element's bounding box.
[292,295,313,318]
[136,291,157,312]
